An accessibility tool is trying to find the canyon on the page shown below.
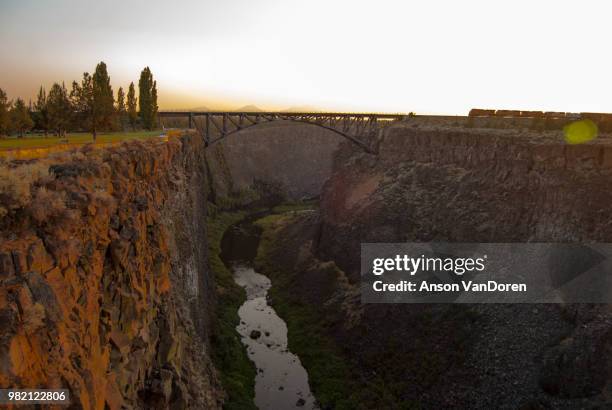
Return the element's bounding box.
[1,117,611,408]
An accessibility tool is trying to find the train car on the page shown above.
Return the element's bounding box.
[495,110,521,117]
[519,110,544,118]
[544,111,566,118]
[565,112,581,120]
[580,112,604,122]
[468,108,496,117]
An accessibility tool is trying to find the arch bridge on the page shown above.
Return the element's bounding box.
[158,111,406,153]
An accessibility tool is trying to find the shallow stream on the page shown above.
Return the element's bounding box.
[221,218,318,410]
[233,265,318,410]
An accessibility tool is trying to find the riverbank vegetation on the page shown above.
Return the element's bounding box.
[207,200,320,409]
[252,209,363,410]
[207,210,257,410]
[252,208,481,409]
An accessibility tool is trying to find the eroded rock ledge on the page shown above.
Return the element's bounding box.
[0,135,223,409]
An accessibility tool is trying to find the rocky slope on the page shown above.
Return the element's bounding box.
[205,121,345,201]
[321,124,612,274]
[0,135,223,409]
[262,124,612,408]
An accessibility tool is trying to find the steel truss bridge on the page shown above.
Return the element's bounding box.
[158,111,406,153]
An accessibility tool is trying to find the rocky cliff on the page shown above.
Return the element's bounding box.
[321,124,612,276]
[260,123,612,408]
[3,121,611,409]
[321,124,612,408]
[0,135,223,409]
[205,121,345,201]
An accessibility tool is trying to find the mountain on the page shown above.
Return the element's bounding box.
[282,105,322,113]
[159,107,210,112]
[235,105,264,112]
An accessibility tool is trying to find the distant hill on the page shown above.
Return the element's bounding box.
[159,107,210,112]
[235,105,263,112]
[161,106,210,112]
[164,104,325,113]
[282,105,322,113]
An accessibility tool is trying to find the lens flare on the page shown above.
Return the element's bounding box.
[564,119,598,145]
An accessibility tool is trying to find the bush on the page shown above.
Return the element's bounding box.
[0,161,50,218]
[28,187,67,224]
[252,178,286,209]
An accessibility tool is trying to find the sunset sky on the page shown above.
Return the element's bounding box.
[1,0,611,114]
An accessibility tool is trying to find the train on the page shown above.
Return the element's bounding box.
[468,108,612,123]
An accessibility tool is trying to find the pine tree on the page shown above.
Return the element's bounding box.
[67,62,116,140]
[34,86,49,136]
[138,67,154,130]
[68,63,115,141]
[47,82,71,136]
[127,82,138,131]
[151,81,158,129]
[0,88,9,136]
[92,61,115,139]
[70,73,93,134]
[10,98,33,137]
[116,86,126,130]
[116,87,126,113]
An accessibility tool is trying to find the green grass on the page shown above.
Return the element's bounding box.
[0,130,163,150]
[206,210,257,410]
[270,199,318,214]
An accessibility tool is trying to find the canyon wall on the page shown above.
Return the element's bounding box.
[0,136,223,409]
[0,122,348,410]
[319,124,612,408]
[261,123,612,408]
[320,124,612,276]
[205,121,345,200]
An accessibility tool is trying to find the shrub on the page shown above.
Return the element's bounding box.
[0,161,50,218]
[252,178,286,209]
[28,187,67,224]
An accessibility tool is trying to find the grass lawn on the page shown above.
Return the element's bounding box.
[0,130,164,151]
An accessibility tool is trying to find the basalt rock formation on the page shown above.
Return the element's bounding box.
[0,136,223,409]
[263,123,612,408]
[2,120,612,409]
[205,121,345,201]
[320,125,612,275]
[0,121,372,410]
[322,125,612,407]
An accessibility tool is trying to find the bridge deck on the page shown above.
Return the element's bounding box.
[159,111,406,119]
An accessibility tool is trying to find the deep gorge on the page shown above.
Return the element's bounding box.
[1,119,611,409]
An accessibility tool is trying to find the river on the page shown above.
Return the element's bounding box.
[232,264,319,410]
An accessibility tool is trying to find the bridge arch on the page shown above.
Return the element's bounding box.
[158,111,405,154]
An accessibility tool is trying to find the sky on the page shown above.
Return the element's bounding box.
[1,0,612,114]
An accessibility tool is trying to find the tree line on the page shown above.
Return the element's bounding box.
[0,62,159,140]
